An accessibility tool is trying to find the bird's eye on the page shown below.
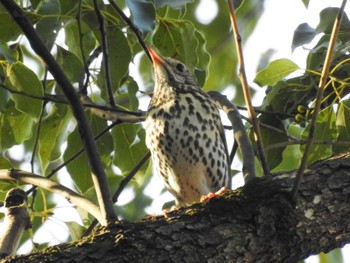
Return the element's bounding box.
[176,63,185,72]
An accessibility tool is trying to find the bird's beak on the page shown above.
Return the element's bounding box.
[148,47,166,67]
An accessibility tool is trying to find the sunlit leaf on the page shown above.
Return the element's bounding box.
[5,62,43,121]
[254,59,300,87]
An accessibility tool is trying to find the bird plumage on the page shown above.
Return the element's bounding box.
[145,48,231,207]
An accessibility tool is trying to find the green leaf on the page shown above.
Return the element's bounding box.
[319,248,343,263]
[151,19,210,86]
[335,100,350,153]
[38,104,71,173]
[112,124,148,175]
[0,101,34,151]
[35,0,61,50]
[97,26,131,95]
[65,221,85,241]
[64,126,92,193]
[5,62,43,121]
[154,0,194,9]
[257,114,288,169]
[64,21,96,60]
[0,157,13,169]
[56,45,84,83]
[292,23,316,51]
[0,40,17,63]
[301,0,310,8]
[126,0,155,34]
[301,106,337,164]
[0,12,22,41]
[254,59,300,86]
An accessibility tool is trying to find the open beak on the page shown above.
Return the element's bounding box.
[148,47,166,66]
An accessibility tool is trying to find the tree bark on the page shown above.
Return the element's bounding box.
[4,153,350,263]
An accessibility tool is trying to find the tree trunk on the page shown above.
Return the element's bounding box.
[4,153,350,263]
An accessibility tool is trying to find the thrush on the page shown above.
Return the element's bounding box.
[145,48,231,207]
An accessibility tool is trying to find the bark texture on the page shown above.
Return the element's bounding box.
[4,153,350,263]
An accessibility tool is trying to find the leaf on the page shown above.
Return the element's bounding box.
[56,45,84,83]
[151,19,210,86]
[301,106,337,164]
[301,0,310,8]
[112,124,148,175]
[38,104,71,173]
[97,26,131,96]
[63,126,92,193]
[254,59,300,87]
[335,100,350,153]
[5,62,43,121]
[65,221,85,241]
[0,11,22,41]
[0,40,17,63]
[126,0,155,34]
[35,0,61,50]
[64,21,96,60]
[0,101,34,151]
[154,0,194,9]
[292,23,316,51]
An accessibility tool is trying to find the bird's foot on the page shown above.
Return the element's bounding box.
[200,186,229,202]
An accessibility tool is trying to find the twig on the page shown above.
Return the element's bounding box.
[83,151,151,236]
[0,84,145,123]
[0,169,103,223]
[291,0,347,201]
[26,121,122,195]
[0,0,116,224]
[77,0,90,94]
[107,0,151,61]
[208,91,256,182]
[227,0,269,176]
[93,0,116,107]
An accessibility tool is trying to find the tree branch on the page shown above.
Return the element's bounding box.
[4,153,350,262]
[208,91,256,182]
[0,169,103,223]
[292,0,348,200]
[0,0,116,224]
[227,0,269,176]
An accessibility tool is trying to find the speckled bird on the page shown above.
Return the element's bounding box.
[145,48,231,207]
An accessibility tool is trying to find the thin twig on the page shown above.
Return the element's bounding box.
[93,0,116,107]
[77,0,90,94]
[107,0,151,61]
[26,121,122,195]
[83,151,151,236]
[291,0,347,201]
[0,0,117,224]
[0,169,103,223]
[227,0,269,176]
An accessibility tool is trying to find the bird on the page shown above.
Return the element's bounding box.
[145,47,231,207]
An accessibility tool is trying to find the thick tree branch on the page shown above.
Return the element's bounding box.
[0,0,117,224]
[4,153,350,262]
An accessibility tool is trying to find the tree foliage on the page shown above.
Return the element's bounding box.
[0,0,349,261]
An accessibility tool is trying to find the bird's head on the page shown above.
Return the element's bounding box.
[148,47,198,88]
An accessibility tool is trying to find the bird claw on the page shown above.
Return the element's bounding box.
[200,186,229,202]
